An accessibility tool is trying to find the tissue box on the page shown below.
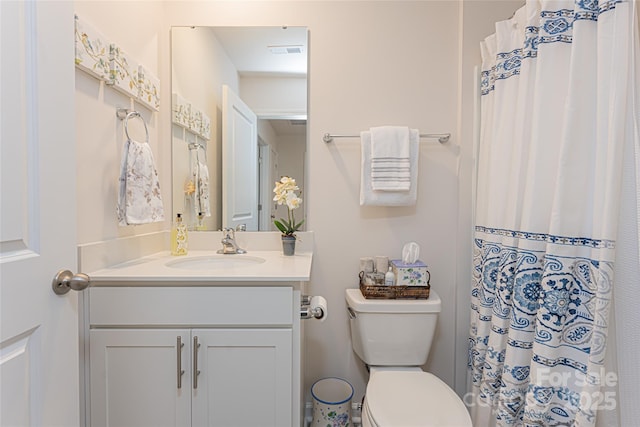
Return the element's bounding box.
[391,259,429,287]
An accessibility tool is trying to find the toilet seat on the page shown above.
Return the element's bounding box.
[362,370,472,427]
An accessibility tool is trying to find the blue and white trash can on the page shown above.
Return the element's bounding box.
[311,377,354,426]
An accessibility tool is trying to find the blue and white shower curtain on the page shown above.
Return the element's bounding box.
[468,0,639,426]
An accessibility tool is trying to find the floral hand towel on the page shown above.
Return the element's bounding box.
[195,160,210,217]
[117,139,164,225]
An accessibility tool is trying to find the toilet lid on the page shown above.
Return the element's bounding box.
[366,371,472,427]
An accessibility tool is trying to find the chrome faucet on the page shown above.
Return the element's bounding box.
[217,227,246,254]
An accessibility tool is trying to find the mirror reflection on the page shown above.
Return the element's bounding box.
[171,26,308,231]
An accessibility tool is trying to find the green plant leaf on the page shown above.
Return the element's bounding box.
[273,220,288,234]
[278,218,291,228]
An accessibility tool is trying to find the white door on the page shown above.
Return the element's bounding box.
[222,85,258,231]
[270,147,279,230]
[258,142,272,231]
[191,329,293,427]
[0,2,79,427]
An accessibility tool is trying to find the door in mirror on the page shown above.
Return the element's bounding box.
[222,85,258,231]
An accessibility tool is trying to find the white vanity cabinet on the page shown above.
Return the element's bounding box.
[191,328,292,426]
[86,285,301,427]
[89,328,192,427]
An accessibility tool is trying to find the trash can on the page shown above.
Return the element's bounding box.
[311,377,354,426]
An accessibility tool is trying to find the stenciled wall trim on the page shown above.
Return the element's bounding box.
[74,14,160,111]
[172,92,211,140]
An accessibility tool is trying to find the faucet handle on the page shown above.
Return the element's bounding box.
[235,224,246,232]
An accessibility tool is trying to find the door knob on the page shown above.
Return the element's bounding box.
[52,269,91,295]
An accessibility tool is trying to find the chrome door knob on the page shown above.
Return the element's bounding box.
[52,269,91,295]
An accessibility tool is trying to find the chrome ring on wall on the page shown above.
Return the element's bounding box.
[117,108,149,143]
[124,111,149,143]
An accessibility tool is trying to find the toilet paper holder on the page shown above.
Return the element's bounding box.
[300,295,326,320]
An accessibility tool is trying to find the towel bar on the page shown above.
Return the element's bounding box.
[323,132,450,144]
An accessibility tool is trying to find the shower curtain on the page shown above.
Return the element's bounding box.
[468,0,639,426]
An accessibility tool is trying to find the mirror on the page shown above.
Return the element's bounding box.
[171,26,308,231]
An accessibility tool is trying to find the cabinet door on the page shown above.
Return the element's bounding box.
[191,329,293,427]
[89,329,191,427]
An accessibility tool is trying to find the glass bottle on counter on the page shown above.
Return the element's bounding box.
[385,266,396,286]
[171,213,188,256]
[195,212,206,231]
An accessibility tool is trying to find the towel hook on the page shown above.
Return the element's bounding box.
[117,108,149,143]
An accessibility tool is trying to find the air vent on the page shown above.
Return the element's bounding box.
[268,45,304,55]
[289,120,306,126]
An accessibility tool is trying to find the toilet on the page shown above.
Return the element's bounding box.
[345,288,472,427]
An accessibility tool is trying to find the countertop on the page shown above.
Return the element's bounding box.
[88,250,313,285]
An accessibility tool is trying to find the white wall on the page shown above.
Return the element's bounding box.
[240,75,307,117]
[171,26,239,230]
[75,0,521,407]
[273,132,307,227]
[277,134,305,197]
[75,1,169,244]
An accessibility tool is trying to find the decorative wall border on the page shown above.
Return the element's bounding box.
[138,65,161,111]
[171,92,211,140]
[74,14,110,81]
[108,43,139,98]
[74,14,160,112]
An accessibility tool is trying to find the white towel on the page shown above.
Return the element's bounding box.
[370,126,411,191]
[117,139,165,225]
[360,129,419,206]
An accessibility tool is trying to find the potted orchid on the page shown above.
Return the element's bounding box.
[273,176,304,255]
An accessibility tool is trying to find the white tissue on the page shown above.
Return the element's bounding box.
[402,242,420,264]
[310,295,328,322]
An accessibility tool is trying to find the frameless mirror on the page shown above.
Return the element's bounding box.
[171,26,308,231]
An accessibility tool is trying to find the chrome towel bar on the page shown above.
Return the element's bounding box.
[323,132,451,144]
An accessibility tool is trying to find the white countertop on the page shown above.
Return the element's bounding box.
[88,250,313,285]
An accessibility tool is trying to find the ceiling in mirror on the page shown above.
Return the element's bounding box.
[210,26,307,76]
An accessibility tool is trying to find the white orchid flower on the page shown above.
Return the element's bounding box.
[272,176,304,236]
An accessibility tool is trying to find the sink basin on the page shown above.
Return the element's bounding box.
[165,255,266,270]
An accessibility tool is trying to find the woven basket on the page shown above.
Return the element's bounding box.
[359,274,430,300]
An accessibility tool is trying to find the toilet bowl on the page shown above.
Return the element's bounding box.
[345,289,471,427]
[361,368,471,427]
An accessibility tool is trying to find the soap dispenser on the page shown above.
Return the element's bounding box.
[195,212,206,231]
[171,213,188,255]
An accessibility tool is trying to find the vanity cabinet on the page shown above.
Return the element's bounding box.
[86,285,300,427]
[89,329,191,427]
[191,329,292,426]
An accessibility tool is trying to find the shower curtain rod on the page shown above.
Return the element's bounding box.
[323,132,450,144]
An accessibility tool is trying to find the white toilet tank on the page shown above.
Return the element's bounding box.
[345,288,441,366]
